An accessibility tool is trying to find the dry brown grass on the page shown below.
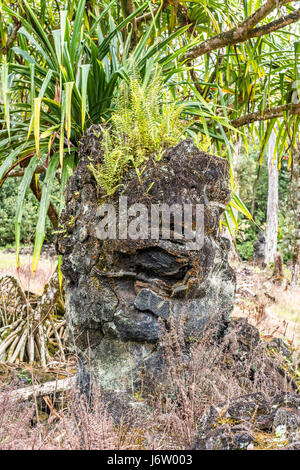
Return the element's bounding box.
[0,315,296,450]
[148,315,295,449]
[266,287,300,343]
[233,262,300,347]
[0,382,119,450]
[0,250,56,295]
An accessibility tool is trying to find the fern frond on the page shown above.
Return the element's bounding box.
[89,64,187,195]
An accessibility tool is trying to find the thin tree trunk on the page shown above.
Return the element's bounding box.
[120,0,137,47]
[291,147,300,286]
[264,130,278,266]
[9,376,75,402]
[251,155,263,216]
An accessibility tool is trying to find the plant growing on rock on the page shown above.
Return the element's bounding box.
[89,66,186,195]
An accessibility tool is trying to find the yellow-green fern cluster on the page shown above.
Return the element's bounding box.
[89,67,186,195]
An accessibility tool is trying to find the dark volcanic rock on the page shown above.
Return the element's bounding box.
[195,423,254,451]
[58,126,236,396]
[193,392,300,450]
[134,289,170,319]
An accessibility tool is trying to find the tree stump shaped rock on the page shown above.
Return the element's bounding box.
[58,126,236,395]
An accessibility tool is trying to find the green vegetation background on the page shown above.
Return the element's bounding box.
[0,178,54,248]
[236,151,295,262]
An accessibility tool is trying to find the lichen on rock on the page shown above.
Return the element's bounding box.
[193,392,300,450]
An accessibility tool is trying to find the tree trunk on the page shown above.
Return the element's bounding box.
[264,130,278,266]
[271,251,284,285]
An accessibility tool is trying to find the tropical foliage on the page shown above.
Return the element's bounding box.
[0,0,300,267]
[236,148,296,261]
[0,177,54,246]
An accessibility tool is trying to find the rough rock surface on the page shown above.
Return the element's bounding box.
[193,392,300,450]
[58,125,236,395]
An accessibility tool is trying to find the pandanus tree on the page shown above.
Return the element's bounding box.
[0,0,300,269]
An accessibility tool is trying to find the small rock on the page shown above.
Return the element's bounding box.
[78,225,88,242]
[194,423,253,450]
[273,407,300,441]
[268,337,292,358]
[134,288,170,319]
[226,393,270,421]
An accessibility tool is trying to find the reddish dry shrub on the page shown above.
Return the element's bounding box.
[0,383,159,450]
[41,389,119,450]
[146,316,295,449]
[0,383,39,450]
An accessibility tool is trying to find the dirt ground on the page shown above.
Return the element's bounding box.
[232,260,300,347]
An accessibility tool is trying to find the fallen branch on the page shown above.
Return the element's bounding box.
[43,395,63,419]
[9,376,75,401]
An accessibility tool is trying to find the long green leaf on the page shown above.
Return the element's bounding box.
[1,62,10,138]
[81,64,90,131]
[70,0,86,63]
[15,155,40,266]
[32,153,59,272]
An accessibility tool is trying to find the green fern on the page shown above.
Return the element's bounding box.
[89,66,186,195]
